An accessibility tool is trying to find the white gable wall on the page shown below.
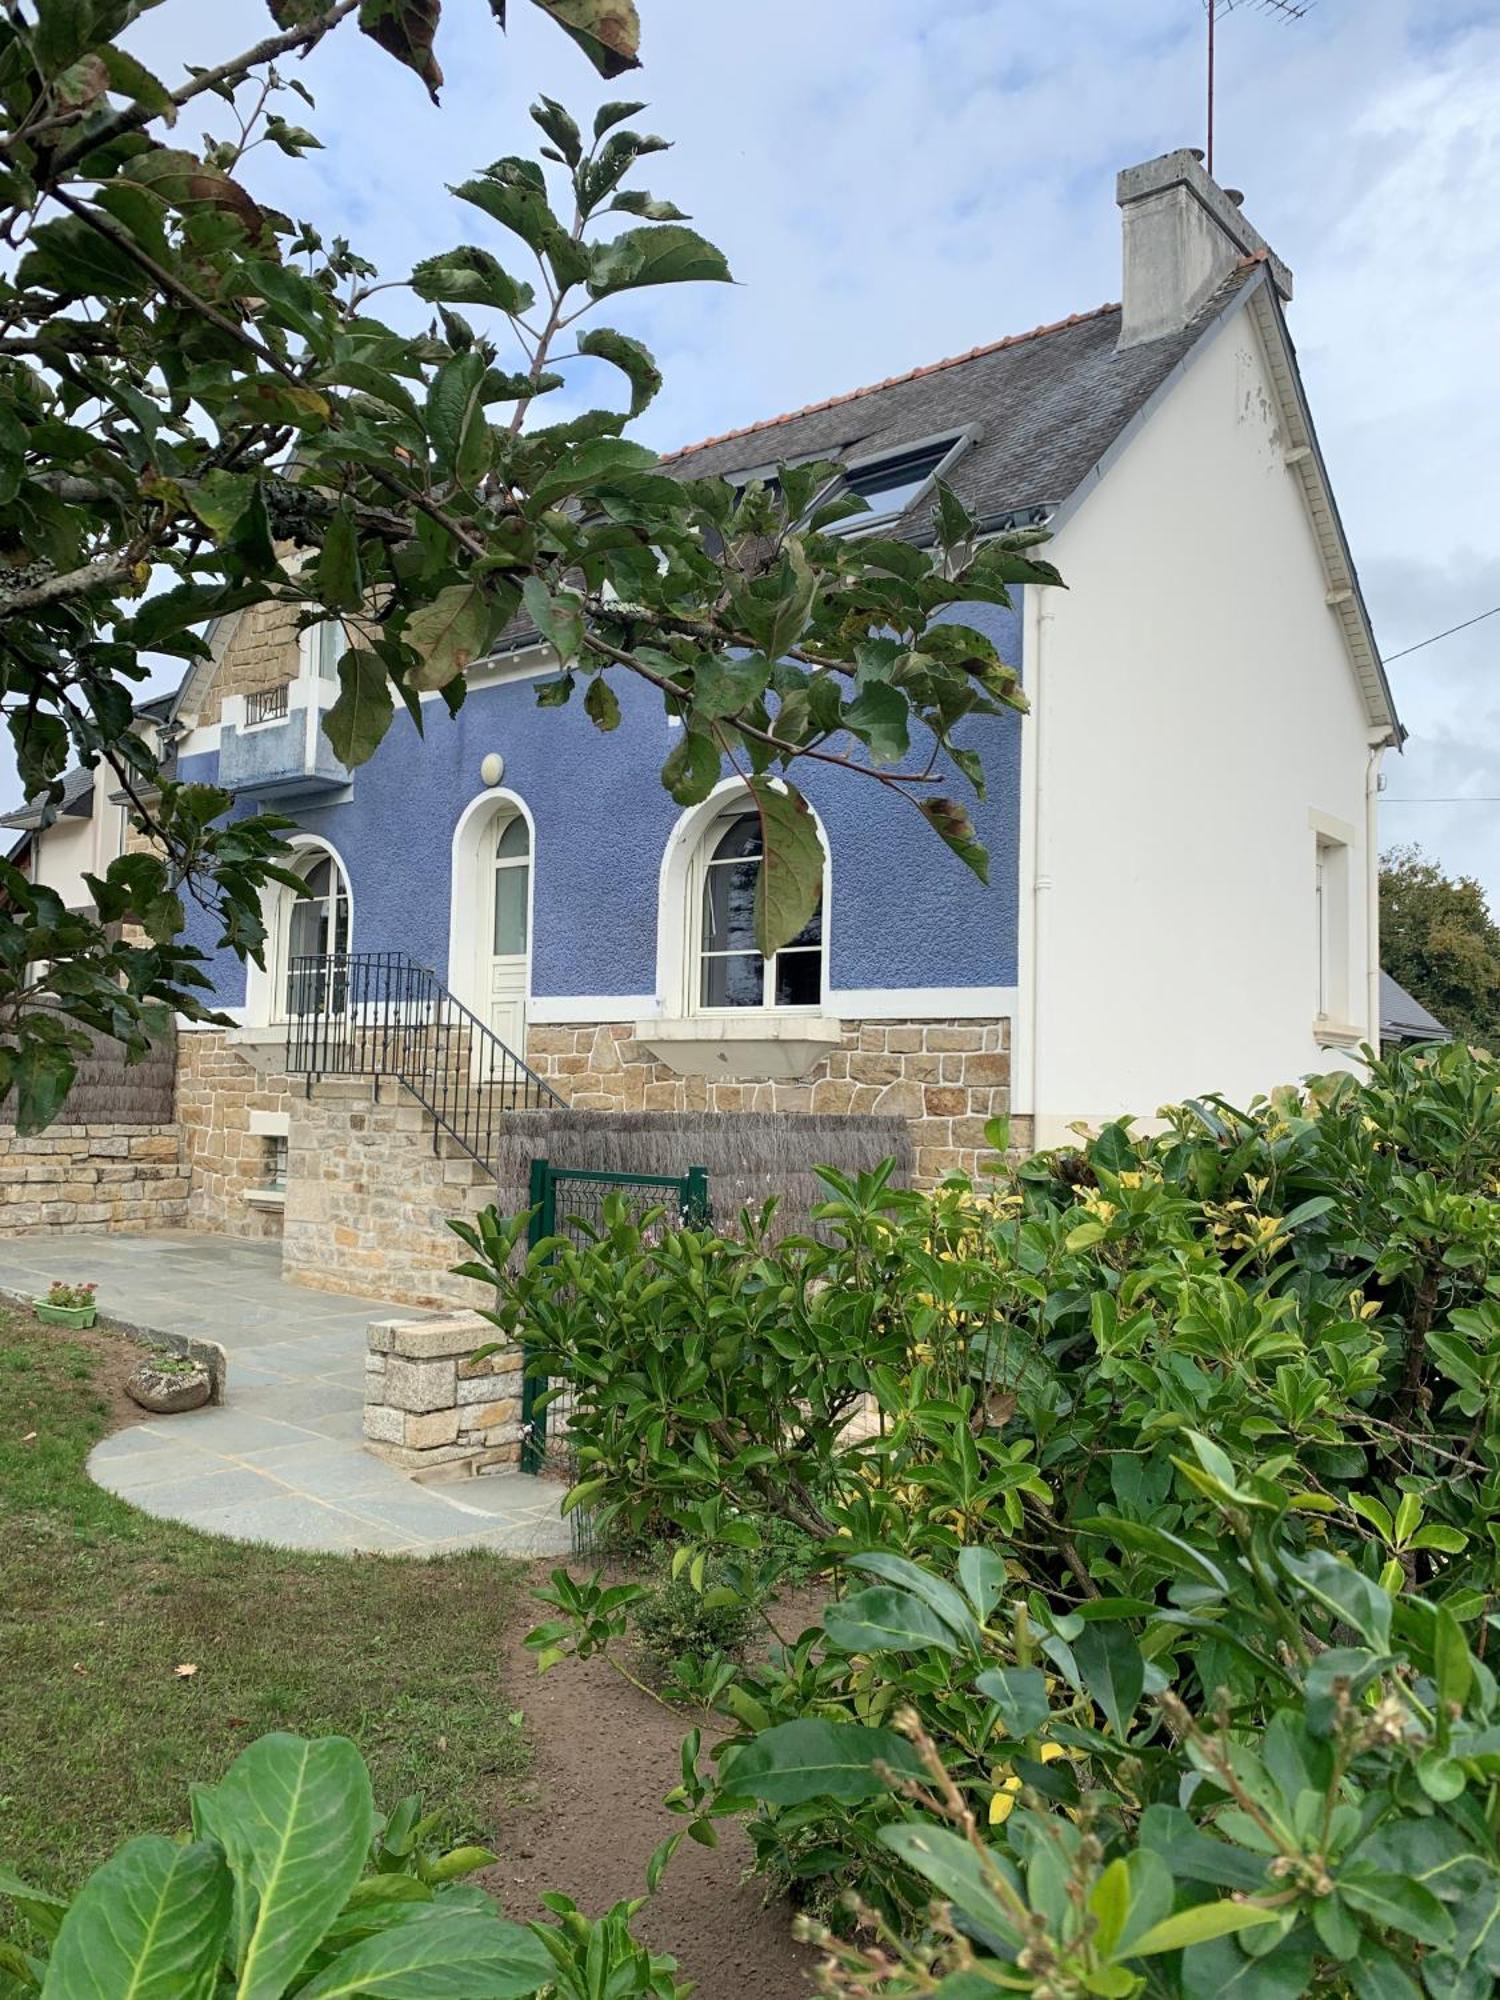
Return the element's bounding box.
[25,764,127,913]
[1018,303,1384,1144]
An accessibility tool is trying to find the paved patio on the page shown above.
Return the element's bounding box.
[0,1231,570,1558]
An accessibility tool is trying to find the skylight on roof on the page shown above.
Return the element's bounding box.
[829,435,966,535]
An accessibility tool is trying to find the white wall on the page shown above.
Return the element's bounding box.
[28,765,127,912]
[1022,303,1381,1142]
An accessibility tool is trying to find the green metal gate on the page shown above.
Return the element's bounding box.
[520,1158,710,1474]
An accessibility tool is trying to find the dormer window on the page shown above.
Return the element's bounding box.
[824,434,969,537]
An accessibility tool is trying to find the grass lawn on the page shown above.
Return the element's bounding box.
[0,1305,530,1898]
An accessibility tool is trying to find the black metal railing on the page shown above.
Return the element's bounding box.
[245,682,291,726]
[284,950,562,1176]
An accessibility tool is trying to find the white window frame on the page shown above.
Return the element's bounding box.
[246,835,354,1026]
[684,796,829,1018]
[823,429,973,539]
[1310,810,1354,1035]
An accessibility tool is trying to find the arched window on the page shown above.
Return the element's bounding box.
[695,809,824,1011]
[276,845,351,1017]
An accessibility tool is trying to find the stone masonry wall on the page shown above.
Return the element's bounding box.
[364,1312,524,1478]
[524,1017,1021,1184]
[0,1124,189,1235]
[193,599,301,727]
[175,1030,292,1239]
[283,1078,493,1310]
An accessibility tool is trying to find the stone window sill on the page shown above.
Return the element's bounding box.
[634,1014,844,1081]
[244,1186,286,1209]
[1313,1020,1363,1051]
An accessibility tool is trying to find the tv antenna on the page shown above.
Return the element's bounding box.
[1204,0,1314,177]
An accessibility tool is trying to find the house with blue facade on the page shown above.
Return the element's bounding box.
[7,150,1403,1281]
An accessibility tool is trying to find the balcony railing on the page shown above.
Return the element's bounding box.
[245,682,291,726]
[284,951,562,1178]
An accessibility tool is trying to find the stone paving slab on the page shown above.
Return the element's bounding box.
[0,1230,568,1558]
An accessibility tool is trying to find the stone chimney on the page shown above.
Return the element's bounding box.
[1115,149,1293,348]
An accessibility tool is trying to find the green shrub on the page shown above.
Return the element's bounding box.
[0,1731,682,1998]
[633,1548,756,1679]
[457,1041,1500,1990]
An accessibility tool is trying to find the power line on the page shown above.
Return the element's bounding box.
[1385,604,1500,663]
[1384,797,1500,805]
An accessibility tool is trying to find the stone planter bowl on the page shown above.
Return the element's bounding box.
[35,1301,97,1329]
[127,1357,212,1415]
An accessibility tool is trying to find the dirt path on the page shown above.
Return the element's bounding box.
[486,1566,817,1998]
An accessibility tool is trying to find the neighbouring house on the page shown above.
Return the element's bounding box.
[3,149,1402,1303]
[1379,972,1450,1048]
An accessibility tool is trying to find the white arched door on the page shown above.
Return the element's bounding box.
[486,813,531,1052]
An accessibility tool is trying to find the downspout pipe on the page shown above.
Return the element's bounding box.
[1366,727,1395,1051]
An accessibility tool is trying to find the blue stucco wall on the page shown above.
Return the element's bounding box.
[179,595,1024,1008]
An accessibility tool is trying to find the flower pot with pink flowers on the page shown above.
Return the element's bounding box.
[34,1280,98,1329]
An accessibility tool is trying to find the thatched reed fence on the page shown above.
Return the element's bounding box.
[4,1012,177,1129]
[487,1108,913,1239]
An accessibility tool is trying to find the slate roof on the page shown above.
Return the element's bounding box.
[1379,971,1451,1044]
[0,761,95,832]
[659,280,1253,533]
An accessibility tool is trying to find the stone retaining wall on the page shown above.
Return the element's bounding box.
[175,1030,292,1239]
[283,1078,492,1310]
[364,1311,524,1477]
[0,1124,189,1235]
[525,1016,1020,1183]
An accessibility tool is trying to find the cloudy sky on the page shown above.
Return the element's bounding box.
[14,0,1500,899]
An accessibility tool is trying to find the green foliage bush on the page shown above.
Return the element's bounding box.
[0,1730,681,1999]
[462,1039,1500,1996]
[633,1546,757,1680]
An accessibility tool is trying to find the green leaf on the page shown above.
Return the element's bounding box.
[360,0,444,102]
[917,796,988,884]
[1280,1550,1392,1653]
[583,677,620,732]
[184,469,256,541]
[958,1546,1008,1625]
[1073,1622,1144,1738]
[575,327,661,416]
[196,1733,374,2000]
[1126,1902,1280,1958]
[98,45,174,115]
[823,1585,963,1657]
[851,1552,982,1650]
[318,505,362,613]
[40,1837,230,2000]
[12,1044,75,1137]
[1180,1931,1315,2000]
[876,1826,1022,1951]
[295,1909,554,1997]
[530,95,582,165]
[594,99,647,137]
[411,246,535,316]
[527,0,641,77]
[1336,1871,1454,1950]
[1434,1604,1474,1716]
[427,352,491,489]
[974,1666,1050,1740]
[323,649,394,768]
[690,653,772,721]
[1347,1944,1422,2000]
[404,584,493,691]
[521,577,585,667]
[747,779,823,958]
[660,727,720,807]
[0,1864,68,1942]
[587,223,731,299]
[726,1720,925,1805]
[841,680,910,764]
